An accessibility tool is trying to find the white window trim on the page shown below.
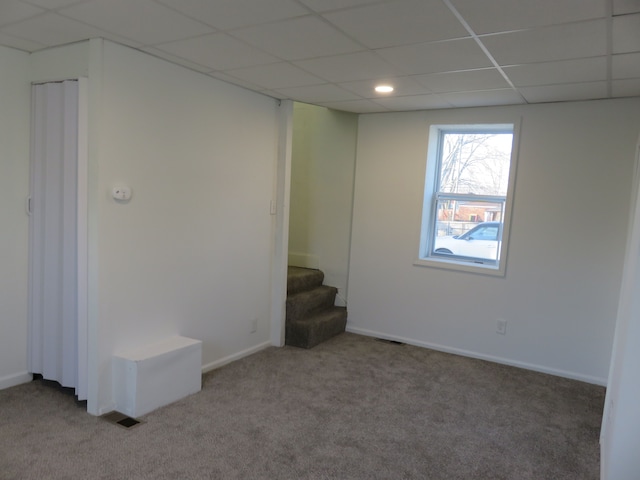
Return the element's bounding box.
[414,120,521,277]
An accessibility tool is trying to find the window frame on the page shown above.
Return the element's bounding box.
[415,121,521,276]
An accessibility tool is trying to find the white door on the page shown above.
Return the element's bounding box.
[28,80,87,400]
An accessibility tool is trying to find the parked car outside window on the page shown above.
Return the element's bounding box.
[433,221,502,261]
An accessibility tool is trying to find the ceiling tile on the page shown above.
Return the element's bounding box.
[155,0,309,30]
[24,0,87,8]
[156,33,279,70]
[377,38,493,75]
[232,16,363,60]
[0,30,46,51]
[339,76,430,98]
[317,98,390,113]
[373,94,453,110]
[0,1,44,26]
[0,0,630,113]
[502,57,607,87]
[414,68,509,93]
[273,83,362,103]
[612,52,640,79]
[224,62,326,89]
[323,0,468,49]
[140,46,214,73]
[59,0,213,45]
[439,89,524,108]
[450,0,606,35]
[481,20,607,65]
[208,72,265,91]
[613,0,640,15]
[518,81,608,103]
[612,78,640,97]
[612,13,640,54]
[259,89,289,100]
[297,0,381,13]
[1,12,113,47]
[294,51,401,83]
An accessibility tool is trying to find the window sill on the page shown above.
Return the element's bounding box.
[413,256,506,277]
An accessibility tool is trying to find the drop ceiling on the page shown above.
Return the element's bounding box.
[1,0,639,113]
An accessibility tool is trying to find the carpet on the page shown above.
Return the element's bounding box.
[0,333,604,479]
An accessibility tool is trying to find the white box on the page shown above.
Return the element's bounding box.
[112,336,202,417]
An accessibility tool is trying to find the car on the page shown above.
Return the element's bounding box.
[433,221,503,261]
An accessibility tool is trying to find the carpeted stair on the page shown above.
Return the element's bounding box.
[286,266,347,348]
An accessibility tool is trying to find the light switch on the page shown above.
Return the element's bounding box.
[112,186,132,201]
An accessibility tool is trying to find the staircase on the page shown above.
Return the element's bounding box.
[286,266,347,349]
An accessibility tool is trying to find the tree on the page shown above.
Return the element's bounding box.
[439,133,511,196]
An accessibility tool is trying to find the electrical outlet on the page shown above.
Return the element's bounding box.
[250,318,258,334]
[497,319,507,335]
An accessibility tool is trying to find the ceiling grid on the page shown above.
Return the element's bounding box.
[0,0,637,112]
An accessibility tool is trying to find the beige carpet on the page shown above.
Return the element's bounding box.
[0,333,604,479]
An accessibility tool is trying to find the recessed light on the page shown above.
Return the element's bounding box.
[374,85,394,93]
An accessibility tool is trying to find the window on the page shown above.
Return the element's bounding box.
[416,123,519,275]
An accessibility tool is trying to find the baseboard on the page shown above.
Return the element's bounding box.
[97,402,117,416]
[346,326,608,386]
[0,371,33,390]
[201,341,271,374]
[288,252,319,269]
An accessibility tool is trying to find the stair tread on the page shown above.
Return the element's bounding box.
[286,285,338,323]
[285,266,347,349]
[287,267,324,295]
[285,307,347,349]
[287,285,337,300]
[288,306,347,324]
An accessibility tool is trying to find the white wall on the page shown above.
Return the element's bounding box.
[91,41,280,414]
[9,39,282,413]
[348,99,640,384]
[289,103,358,304]
[600,137,640,479]
[30,41,89,83]
[0,46,31,389]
